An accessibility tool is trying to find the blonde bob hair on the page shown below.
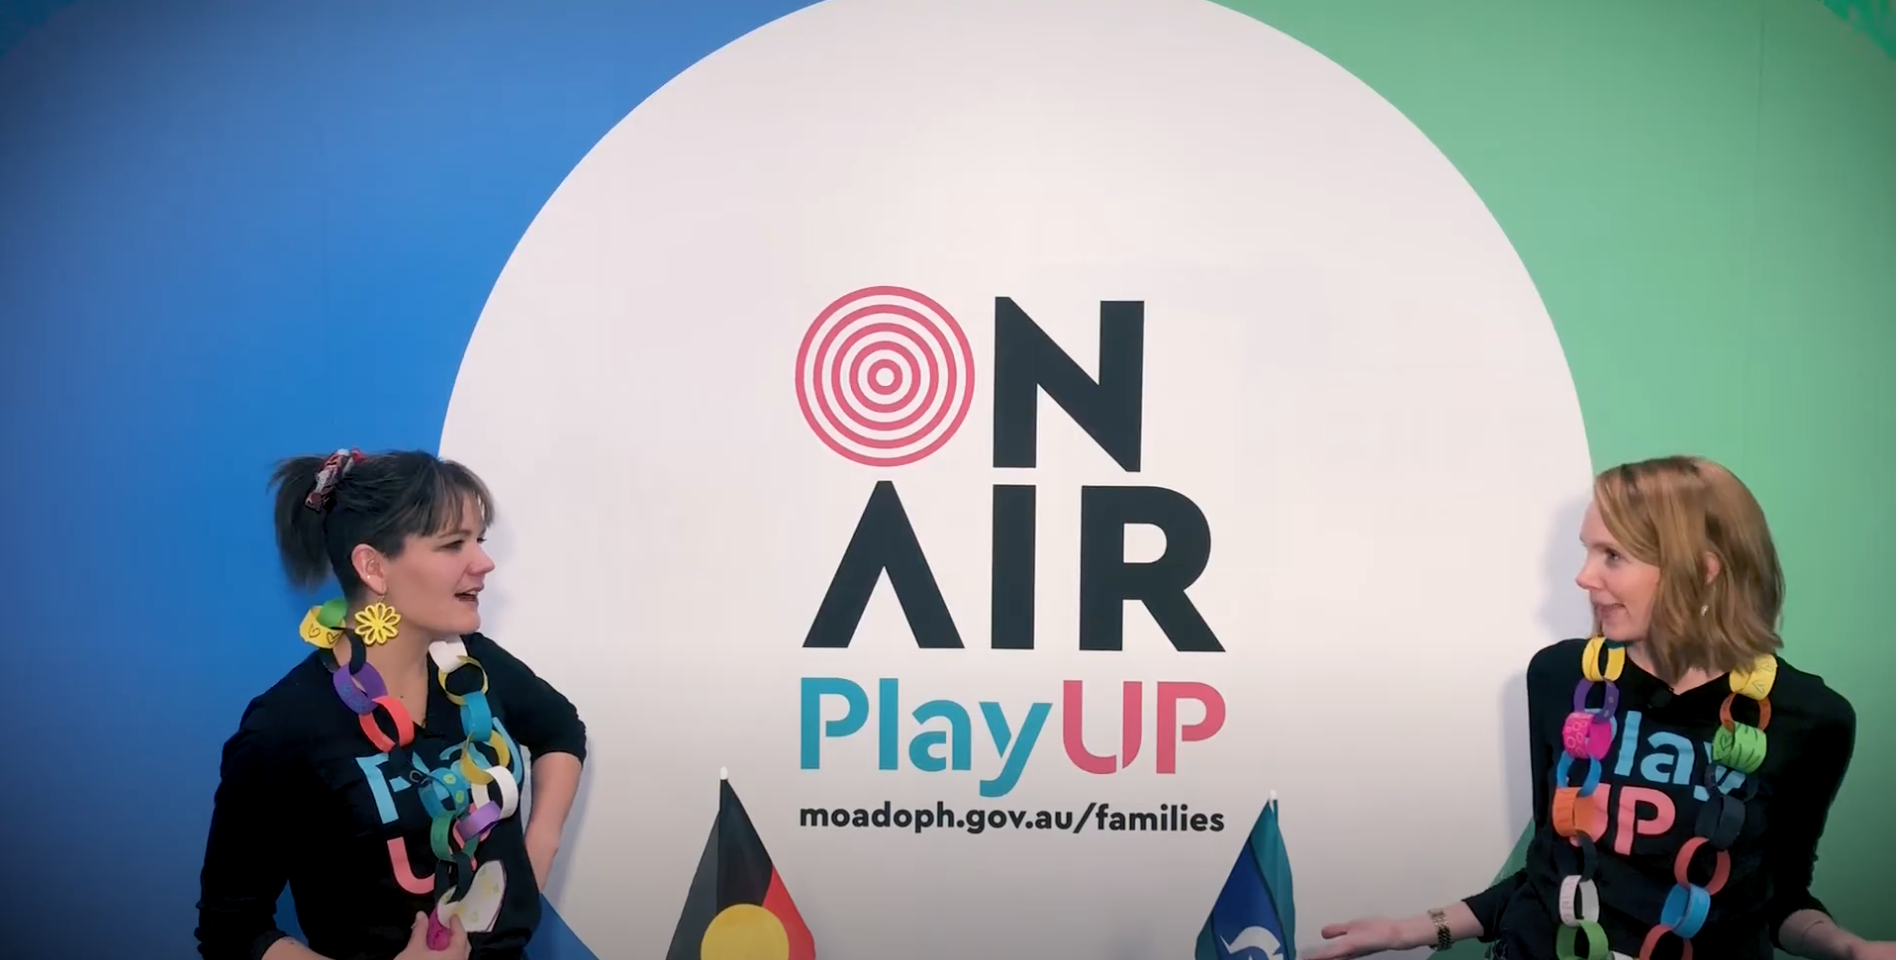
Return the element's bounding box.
[1591,455,1785,678]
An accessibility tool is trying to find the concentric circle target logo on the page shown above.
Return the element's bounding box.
[793,285,975,466]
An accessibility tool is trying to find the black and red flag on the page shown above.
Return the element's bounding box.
[665,773,816,960]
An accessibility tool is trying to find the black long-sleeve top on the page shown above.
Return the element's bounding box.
[1462,638,1855,959]
[195,633,587,960]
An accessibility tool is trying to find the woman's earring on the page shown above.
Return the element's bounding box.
[1699,604,1709,617]
[355,595,403,646]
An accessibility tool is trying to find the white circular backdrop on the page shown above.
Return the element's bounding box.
[441,0,1595,956]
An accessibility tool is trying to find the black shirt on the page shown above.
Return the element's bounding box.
[195,633,587,960]
[1464,638,1854,959]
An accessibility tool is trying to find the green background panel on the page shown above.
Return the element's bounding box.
[1219,0,1895,953]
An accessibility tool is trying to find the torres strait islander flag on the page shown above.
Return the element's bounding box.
[1195,793,1297,960]
[665,772,816,960]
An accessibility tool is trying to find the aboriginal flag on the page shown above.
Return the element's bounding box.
[665,775,816,960]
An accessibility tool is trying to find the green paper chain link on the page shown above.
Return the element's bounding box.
[316,597,348,630]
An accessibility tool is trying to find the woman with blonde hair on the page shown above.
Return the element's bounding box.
[1311,456,1890,960]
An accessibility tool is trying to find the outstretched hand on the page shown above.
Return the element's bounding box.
[1302,916,1413,960]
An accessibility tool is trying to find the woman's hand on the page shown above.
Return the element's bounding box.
[1850,942,1896,960]
[1303,917,1415,960]
[393,912,468,960]
[1781,910,1894,960]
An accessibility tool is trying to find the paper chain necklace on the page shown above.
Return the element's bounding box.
[302,599,522,950]
[1553,636,1775,960]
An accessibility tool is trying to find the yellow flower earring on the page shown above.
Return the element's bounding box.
[354,595,403,646]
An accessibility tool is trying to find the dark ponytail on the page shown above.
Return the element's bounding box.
[268,450,496,599]
[271,455,337,590]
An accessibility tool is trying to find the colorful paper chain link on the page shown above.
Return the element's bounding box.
[1556,636,1775,960]
[307,602,523,950]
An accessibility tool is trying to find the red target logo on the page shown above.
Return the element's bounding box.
[794,285,976,467]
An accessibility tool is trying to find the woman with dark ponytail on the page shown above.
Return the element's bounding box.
[195,449,587,960]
